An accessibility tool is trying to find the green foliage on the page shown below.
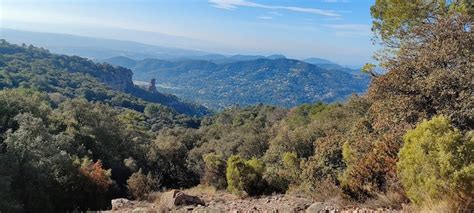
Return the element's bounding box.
[361,63,378,77]
[147,127,201,188]
[371,0,473,45]
[226,155,266,196]
[397,116,473,207]
[341,11,474,202]
[263,103,331,166]
[0,89,51,138]
[127,169,159,200]
[202,153,227,189]
[265,152,302,193]
[4,113,59,212]
[144,104,199,131]
[187,105,285,179]
[2,113,114,212]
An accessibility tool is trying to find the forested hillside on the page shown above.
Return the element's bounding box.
[103,57,370,110]
[0,0,473,212]
[0,40,208,116]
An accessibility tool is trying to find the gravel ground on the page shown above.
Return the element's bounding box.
[105,189,402,213]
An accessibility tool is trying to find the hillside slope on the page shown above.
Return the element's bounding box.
[0,40,209,116]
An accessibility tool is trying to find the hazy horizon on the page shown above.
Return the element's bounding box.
[1,0,377,67]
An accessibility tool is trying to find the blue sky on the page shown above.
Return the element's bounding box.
[1,0,377,66]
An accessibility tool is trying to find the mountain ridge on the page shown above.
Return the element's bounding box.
[103,56,370,110]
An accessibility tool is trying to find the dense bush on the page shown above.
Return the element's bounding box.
[226,155,266,196]
[398,116,473,208]
[202,152,227,189]
[264,152,302,193]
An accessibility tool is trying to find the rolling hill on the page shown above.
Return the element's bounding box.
[103,56,371,110]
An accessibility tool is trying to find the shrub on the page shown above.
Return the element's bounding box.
[281,152,300,183]
[126,169,159,200]
[79,158,113,192]
[123,157,138,172]
[263,152,302,193]
[76,157,114,210]
[397,115,473,209]
[202,153,227,189]
[226,155,266,196]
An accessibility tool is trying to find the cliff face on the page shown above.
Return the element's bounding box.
[95,65,134,92]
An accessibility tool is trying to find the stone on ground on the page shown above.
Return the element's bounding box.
[160,189,205,209]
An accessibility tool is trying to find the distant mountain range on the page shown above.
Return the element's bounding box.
[1,28,357,69]
[1,29,370,110]
[102,56,370,110]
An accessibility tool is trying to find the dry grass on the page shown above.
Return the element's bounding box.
[183,184,218,197]
[286,180,351,207]
[363,191,406,210]
[408,198,474,213]
[147,191,163,203]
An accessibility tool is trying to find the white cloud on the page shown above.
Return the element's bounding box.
[324,24,370,31]
[209,0,340,17]
[268,11,282,16]
[324,24,371,37]
[258,16,273,20]
[324,17,344,21]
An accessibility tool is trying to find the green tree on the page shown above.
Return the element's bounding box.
[4,113,57,212]
[147,128,199,188]
[4,113,83,212]
[397,116,473,208]
[371,0,473,46]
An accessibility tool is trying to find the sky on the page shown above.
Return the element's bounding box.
[1,0,378,66]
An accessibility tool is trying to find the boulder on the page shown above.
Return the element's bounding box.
[160,189,205,209]
[306,202,325,213]
[111,198,133,210]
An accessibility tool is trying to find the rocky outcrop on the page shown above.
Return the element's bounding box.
[111,198,133,210]
[148,78,157,93]
[96,65,134,92]
[160,190,205,209]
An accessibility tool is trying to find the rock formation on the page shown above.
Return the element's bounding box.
[148,78,157,93]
